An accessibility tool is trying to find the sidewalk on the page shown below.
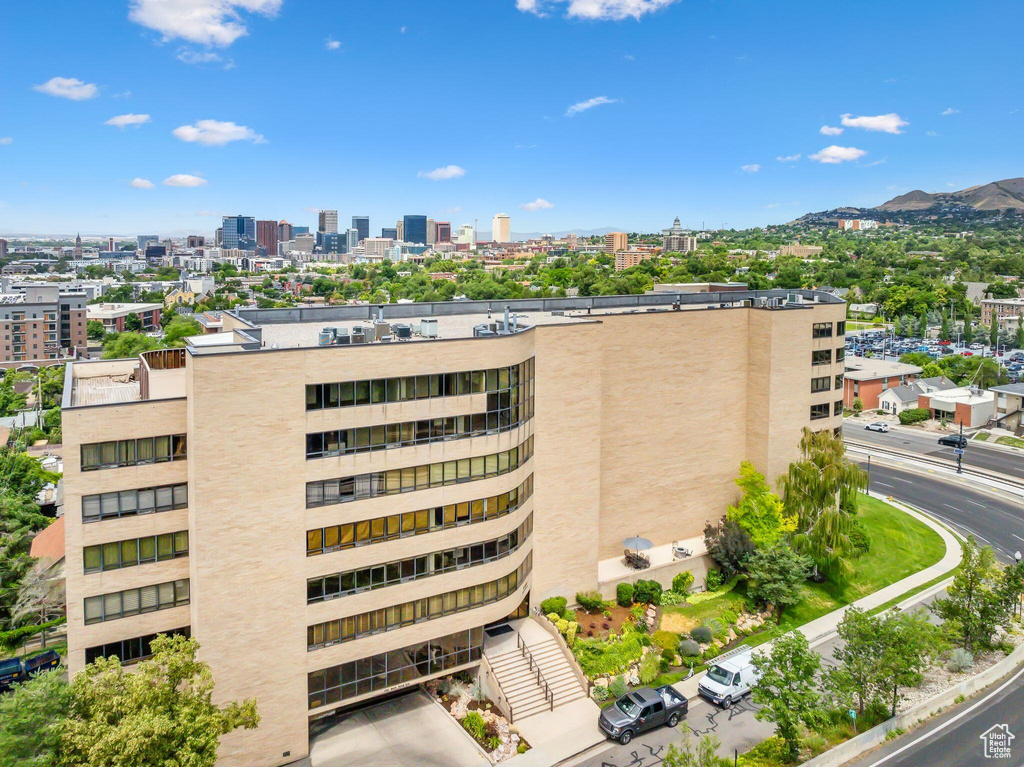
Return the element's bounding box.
[672,492,962,701]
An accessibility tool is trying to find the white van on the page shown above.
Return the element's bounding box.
[696,650,760,709]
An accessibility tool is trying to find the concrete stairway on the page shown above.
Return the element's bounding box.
[486,631,587,721]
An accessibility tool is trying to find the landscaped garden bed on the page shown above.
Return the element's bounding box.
[425,673,531,762]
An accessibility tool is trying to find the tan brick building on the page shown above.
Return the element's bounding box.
[62,290,845,766]
[0,285,87,367]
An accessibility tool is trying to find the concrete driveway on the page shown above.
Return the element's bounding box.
[309,689,489,767]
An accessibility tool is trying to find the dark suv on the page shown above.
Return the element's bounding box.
[938,435,968,449]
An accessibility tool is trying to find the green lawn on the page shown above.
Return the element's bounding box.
[996,435,1024,449]
[652,495,945,686]
[973,432,991,441]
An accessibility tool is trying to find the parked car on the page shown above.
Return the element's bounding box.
[970,343,983,350]
[938,434,968,449]
[865,422,890,433]
[698,650,760,709]
[599,685,688,744]
[0,658,24,693]
[24,650,60,676]
[962,351,974,356]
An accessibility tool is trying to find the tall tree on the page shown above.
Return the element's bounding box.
[59,634,260,767]
[990,322,999,350]
[726,462,796,548]
[662,729,722,767]
[940,312,950,341]
[779,428,868,582]
[0,669,70,767]
[745,543,811,614]
[824,607,879,714]
[963,305,974,345]
[752,632,824,760]
[876,608,945,716]
[932,536,1009,650]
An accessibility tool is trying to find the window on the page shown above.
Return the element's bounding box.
[835,347,846,362]
[306,395,534,459]
[82,483,187,523]
[307,628,483,709]
[308,516,532,603]
[810,403,830,420]
[85,627,190,666]
[811,376,830,393]
[84,579,189,624]
[835,374,844,390]
[813,322,833,338]
[307,475,534,556]
[83,531,188,573]
[307,555,531,650]
[812,350,832,366]
[305,358,535,411]
[836,321,846,336]
[81,435,187,471]
[306,437,534,509]
[834,400,844,416]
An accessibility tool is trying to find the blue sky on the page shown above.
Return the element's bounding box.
[1,0,1022,237]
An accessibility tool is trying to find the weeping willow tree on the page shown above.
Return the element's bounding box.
[778,428,868,583]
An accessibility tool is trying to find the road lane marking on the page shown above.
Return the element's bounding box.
[894,478,914,483]
[864,662,1024,766]
[875,482,895,488]
[1013,534,1024,543]
[965,499,985,508]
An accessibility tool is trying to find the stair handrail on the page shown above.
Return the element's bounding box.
[517,632,554,711]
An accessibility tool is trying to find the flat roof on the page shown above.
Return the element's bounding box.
[86,302,162,318]
[844,358,922,381]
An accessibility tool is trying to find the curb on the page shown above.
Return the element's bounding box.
[801,644,1024,767]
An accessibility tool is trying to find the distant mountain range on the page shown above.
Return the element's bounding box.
[794,177,1024,226]
[877,177,1024,212]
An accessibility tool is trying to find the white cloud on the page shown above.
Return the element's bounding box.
[400,25,407,33]
[565,96,618,116]
[130,178,155,189]
[740,164,761,173]
[941,107,960,116]
[866,158,887,167]
[520,198,554,211]
[840,112,908,134]
[128,0,282,47]
[163,173,208,187]
[0,137,12,145]
[809,145,867,164]
[325,38,341,50]
[518,0,679,20]
[765,202,781,209]
[820,125,844,136]
[33,76,98,100]
[447,206,462,214]
[776,154,801,163]
[173,119,265,146]
[105,113,151,128]
[926,130,939,137]
[176,48,234,68]
[418,165,466,181]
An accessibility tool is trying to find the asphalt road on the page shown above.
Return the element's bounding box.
[862,460,1024,563]
[845,423,1024,482]
[845,664,1024,767]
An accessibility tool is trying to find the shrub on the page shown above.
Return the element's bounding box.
[639,652,660,684]
[679,639,700,657]
[634,579,663,605]
[705,569,724,591]
[703,644,720,660]
[541,596,567,616]
[608,675,628,698]
[555,618,569,633]
[652,630,680,651]
[616,582,634,607]
[849,522,871,555]
[704,618,728,641]
[679,655,701,669]
[672,571,695,594]
[565,622,578,646]
[659,590,686,606]
[899,408,931,425]
[802,732,829,757]
[592,685,610,701]
[461,711,487,742]
[704,517,756,577]
[660,647,677,664]
[737,736,789,767]
[690,626,713,644]
[947,648,974,672]
[517,742,529,755]
[576,591,604,612]
[720,609,738,626]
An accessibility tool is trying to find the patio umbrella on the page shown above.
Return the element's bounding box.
[623,536,653,552]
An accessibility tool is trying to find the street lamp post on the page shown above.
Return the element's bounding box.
[956,421,965,474]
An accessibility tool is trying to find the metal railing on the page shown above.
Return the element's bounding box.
[846,440,1024,489]
[517,632,554,715]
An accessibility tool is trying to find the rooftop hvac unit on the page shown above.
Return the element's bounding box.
[420,318,438,338]
[372,321,391,341]
[321,327,336,339]
[767,298,781,308]
[757,296,769,307]
[741,299,752,307]
[473,324,496,338]
[787,293,804,305]
[393,323,413,339]
[350,327,371,344]
[380,335,393,343]
[317,331,334,347]
[333,327,349,338]
[551,310,564,316]
[334,334,351,345]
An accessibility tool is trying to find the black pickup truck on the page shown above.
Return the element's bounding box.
[598,685,688,745]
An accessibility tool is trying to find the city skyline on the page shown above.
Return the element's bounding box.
[1,0,1022,235]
